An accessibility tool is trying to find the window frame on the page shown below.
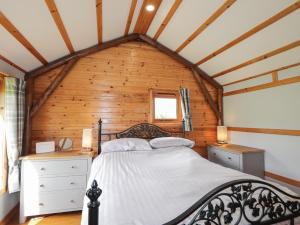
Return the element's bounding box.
[149,89,182,124]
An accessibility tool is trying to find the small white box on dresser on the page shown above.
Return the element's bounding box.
[19,151,93,224]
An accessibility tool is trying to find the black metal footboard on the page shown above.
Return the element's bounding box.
[86,179,300,225]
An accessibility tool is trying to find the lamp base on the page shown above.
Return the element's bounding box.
[82,147,93,152]
[216,142,227,146]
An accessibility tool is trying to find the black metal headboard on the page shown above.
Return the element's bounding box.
[97,119,185,154]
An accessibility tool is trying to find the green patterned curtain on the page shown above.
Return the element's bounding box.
[5,77,25,193]
[180,88,193,132]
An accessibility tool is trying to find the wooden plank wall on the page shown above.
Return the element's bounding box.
[31,41,217,157]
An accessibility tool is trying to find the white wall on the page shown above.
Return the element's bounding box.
[224,82,300,189]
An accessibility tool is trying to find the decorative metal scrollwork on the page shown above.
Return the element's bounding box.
[117,123,173,139]
[184,180,300,225]
[86,180,102,209]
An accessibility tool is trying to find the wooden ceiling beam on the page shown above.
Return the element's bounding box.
[196,1,300,65]
[223,62,300,86]
[134,0,162,34]
[25,33,139,79]
[191,68,221,122]
[153,0,182,40]
[138,34,222,89]
[224,75,300,96]
[25,33,222,89]
[30,58,78,117]
[0,54,27,73]
[125,0,138,35]
[176,0,236,53]
[0,11,47,65]
[96,0,102,44]
[45,0,74,53]
[212,40,300,78]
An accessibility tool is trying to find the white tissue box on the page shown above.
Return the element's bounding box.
[36,141,55,154]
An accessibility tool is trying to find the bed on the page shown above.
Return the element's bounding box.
[81,119,300,225]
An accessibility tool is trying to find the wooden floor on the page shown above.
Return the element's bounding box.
[8,212,81,225]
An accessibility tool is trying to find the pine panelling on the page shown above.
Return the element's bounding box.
[31,42,218,156]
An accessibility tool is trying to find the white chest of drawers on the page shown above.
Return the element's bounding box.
[208,144,265,178]
[19,151,93,223]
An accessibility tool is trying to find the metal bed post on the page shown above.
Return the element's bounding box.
[86,180,102,225]
[98,119,102,155]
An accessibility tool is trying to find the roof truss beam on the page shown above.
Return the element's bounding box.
[223,61,300,86]
[0,54,26,73]
[138,34,222,89]
[0,11,47,65]
[30,58,78,117]
[45,0,74,53]
[196,1,300,65]
[191,68,221,123]
[125,0,138,35]
[96,0,102,44]
[213,39,300,78]
[25,33,222,89]
[134,0,162,34]
[153,0,182,40]
[176,0,236,53]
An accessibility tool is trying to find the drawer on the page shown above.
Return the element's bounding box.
[208,147,240,170]
[24,189,85,216]
[219,150,240,170]
[26,159,88,176]
[38,175,87,192]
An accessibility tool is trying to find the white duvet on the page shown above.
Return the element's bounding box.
[81,147,299,225]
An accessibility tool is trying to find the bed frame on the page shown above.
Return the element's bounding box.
[86,119,300,225]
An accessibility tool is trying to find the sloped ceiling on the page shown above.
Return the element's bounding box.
[0,0,299,88]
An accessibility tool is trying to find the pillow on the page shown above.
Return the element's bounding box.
[149,137,195,149]
[101,138,152,153]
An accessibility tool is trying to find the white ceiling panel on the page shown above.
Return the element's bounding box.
[224,75,272,93]
[180,0,295,64]
[0,26,42,71]
[102,0,131,41]
[157,0,223,50]
[129,0,143,33]
[200,10,300,75]
[55,0,97,51]
[0,60,25,78]
[278,65,300,80]
[215,46,300,84]
[0,0,69,62]
[147,0,176,38]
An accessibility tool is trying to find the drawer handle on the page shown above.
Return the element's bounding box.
[213,153,216,156]
[71,166,76,169]
[40,184,45,188]
[70,200,75,203]
[228,157,232,160]
[39,203,44,206]
[40,167,45,171]
[70,182,75,185]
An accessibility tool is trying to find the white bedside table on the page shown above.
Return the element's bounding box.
[19,151,94,223]
[207,144,265,178]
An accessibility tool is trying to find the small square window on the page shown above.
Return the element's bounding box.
[150,89,181,123]
[154,97,177,119]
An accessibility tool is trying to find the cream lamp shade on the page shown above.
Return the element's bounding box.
[217,126,228,144]
[82,128,93,150]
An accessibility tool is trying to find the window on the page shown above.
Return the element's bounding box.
[150,89,181,123]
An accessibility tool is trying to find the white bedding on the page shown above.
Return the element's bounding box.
[81,147,299,225]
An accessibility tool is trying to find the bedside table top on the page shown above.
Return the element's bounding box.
[209,144,264,154]
[19,150,96,160]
